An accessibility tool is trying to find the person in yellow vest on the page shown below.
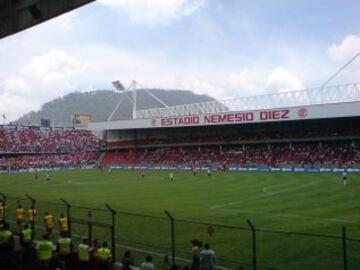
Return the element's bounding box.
[0,223,14,247]
[0,201,7,222]
[36,234,54,263]
[59,213,69,237]
[43,211,54,236]
[78,238,91,270]
[16,204,25,229]
[97,241,112,270]
[20,223,32,248]
[57,232,73,269]
[28,206,37,226]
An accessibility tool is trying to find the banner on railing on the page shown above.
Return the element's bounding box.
[0,165,359,174]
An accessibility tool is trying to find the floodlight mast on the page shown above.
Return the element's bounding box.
[108,80,170,121]
[107,80,136,121]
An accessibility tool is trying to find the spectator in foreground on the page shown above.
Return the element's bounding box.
[36,234,54,266]
[122,250,134,270]
[140,255,155,270]
[0,242,18,270]
[190,239,201,270]
[22,246,43,270]
[200,243,216,270]
[97,242,111,270]
[78,238,91,270]
[20,224,32,249]
[0,223,14,246]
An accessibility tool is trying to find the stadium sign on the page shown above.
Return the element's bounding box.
[159,109,291,127]
[88,101,360,130]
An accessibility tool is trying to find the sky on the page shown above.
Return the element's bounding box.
[0,0,360,121]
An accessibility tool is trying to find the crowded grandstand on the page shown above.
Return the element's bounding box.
[0,127,101,171]
[1,98,360,172]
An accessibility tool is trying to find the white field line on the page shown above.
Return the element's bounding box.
[210,181,317,210]
[262,186,271,194]
[212,208,355,224]
[210,181,355,224]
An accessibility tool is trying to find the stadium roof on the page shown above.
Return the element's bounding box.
[135,82,360,119]
[88,82,360,131]
[0,0,94,39]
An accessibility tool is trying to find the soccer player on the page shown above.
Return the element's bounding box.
[0,201,7,222]
[28,206,37,226]
[16,204,25,229]
[342,170,348,186]
[46,173,51,182]
[43,211,54,236]
[192,166,197,176]
[140,171,145,180]
[170,172,174,182]
[207,167,212,177]
[59,213,69,237]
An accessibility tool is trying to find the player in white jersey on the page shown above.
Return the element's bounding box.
[342,171,347,185]
[170,172,174,181]
[207,168,212,177]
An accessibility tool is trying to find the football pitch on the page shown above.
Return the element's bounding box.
[1,169,360,269]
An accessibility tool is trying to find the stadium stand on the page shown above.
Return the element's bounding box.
[0,128,100,153]
[0,126,101,170]
[102,118,360,169]
[102,142,360,168]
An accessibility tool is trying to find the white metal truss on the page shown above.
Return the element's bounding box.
[135,82,360,119]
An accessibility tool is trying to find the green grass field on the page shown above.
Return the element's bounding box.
[1,169,360,269]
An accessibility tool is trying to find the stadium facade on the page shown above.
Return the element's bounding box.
[88,83,360,172]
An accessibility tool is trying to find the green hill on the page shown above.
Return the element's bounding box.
[15,89,215,126]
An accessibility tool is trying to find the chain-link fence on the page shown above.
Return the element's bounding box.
[1,192,359,270]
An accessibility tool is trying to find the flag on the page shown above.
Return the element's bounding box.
[112,80,125,91]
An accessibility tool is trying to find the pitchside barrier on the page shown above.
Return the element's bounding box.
[1,165,360,174]
[1,192,360,270]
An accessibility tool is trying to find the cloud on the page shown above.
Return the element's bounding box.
[1,49,88,121]
[265,66,303,92]
[98,0,206,24]
[0,43,307,122]
[228,69,261,96]
[327,35,360,83]
[328,35,360,62]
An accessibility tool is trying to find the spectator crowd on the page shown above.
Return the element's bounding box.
[0,204,221,270]
[0,127,101,170]
[0,129,100,153]
[102,142,360,168]
[0,153,99,170]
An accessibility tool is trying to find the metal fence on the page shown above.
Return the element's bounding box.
[1,192,359,270]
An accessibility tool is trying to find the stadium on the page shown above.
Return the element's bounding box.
[1,1,360,270]
[1,82,360,270]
